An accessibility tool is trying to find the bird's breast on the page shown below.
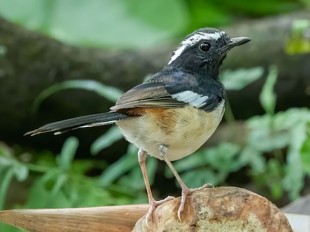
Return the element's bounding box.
[116,101,225,161]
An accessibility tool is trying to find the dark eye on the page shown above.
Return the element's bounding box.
[199,42,211,52]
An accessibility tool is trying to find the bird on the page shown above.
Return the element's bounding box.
[26,28,250,222]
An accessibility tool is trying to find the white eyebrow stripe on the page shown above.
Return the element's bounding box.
[168,45,186,65]
[171,90,209,107]
[168,31,224,65]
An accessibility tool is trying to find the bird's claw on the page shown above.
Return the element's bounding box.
[177,184,214,221]
[177,187,191,221]
[145,196,175,227]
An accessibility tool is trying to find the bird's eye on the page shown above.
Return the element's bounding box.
[199,42,211,52]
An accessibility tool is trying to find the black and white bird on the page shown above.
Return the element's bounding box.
[26,28,250,222]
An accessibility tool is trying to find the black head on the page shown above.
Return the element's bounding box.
[168,28,250,78]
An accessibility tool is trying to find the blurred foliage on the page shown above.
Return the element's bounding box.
[0,137,146,209]
[0,138,146,232]
[0,0,188,49]
[170,143,244,187]
[0,0,303,49]
[1,1,310,230]
[220,67,264,91]
[186,0,301,31]
[242,67,310,200]
[33,79,123,112]
[285,19,310,54]
[246,108,310,199]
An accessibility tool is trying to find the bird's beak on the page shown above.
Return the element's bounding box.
[221,37,251,53]
[229,37,251,47]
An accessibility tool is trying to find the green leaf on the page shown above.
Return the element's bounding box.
[33,80,123,112]
[118,156,158,191]
[52,173,68,194]
[25,176,71,208]
[0,143,13,157]
[301,130,310,174]
[57,137,79,171]
[71,159,104,175]
[266,159,284,200]
[173,143,241,173]
[0,168,14,209]
[0,144,15,169]
[283,122,307,199]
[145,158,158,186]
[247,115,290,152]
[259,66,278,115]
[117,165,144,190]
[271,108,310,130]
[0,155,14,168]
[285,19,310,54]
[99,145,138,186]
[220,67,264,91]
[91,126,123,155]
[171,151,209,173]
[40,169,62,186]
[170,143,243,187]
[203,143,242,172]
[247,108,310,153]
[13,163,29,181]
[181,169,218,188]
[239,146,266,173]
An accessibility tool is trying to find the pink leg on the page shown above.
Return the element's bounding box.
[159,144,212,221]
[138,149,174,225]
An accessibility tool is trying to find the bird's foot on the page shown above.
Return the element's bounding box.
[146,196,175,226]
[178,183,214,220]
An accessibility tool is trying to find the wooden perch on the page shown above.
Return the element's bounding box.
[0,204,148,232]
[0,187,292,232]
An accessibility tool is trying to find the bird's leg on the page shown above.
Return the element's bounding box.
[159,144,213,221]
[138,149,174,224]
[158,144,189,220]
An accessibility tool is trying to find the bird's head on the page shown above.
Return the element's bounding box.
[168,28,250,77]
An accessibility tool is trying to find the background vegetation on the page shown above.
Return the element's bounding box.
[0,0,310,231]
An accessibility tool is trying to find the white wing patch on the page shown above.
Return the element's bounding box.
[168,31,224,65]
[172,90,209,107]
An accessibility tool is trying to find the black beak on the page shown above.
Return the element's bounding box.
[229,37,251,47]
[221,37,251,52]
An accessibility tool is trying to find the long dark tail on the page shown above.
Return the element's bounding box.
[25,112,129,136]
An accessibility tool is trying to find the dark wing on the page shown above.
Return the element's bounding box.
[110,81,185,111]
[111,69,225,112]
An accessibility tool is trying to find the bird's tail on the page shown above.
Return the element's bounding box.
[25,112,129,136]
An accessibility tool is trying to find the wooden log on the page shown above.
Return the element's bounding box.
[0,187,292,232]
[0,205,148,232]
[133,187,292,232]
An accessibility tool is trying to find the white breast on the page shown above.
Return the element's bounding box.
[116,101,225,161]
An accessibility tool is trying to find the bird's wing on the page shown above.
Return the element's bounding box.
[110,81,185,111]
[111,71,224,112]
